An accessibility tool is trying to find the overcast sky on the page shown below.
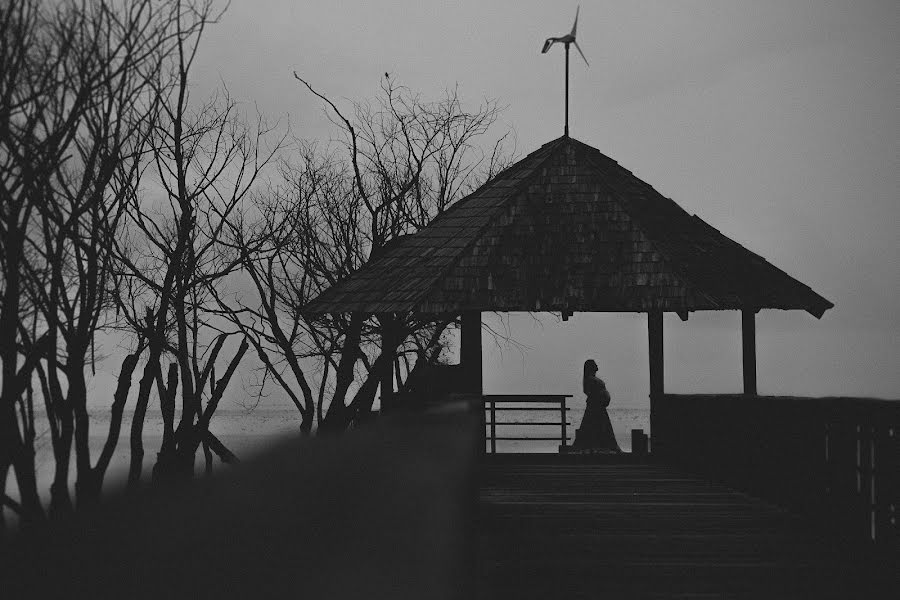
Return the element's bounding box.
[88,1,898,410]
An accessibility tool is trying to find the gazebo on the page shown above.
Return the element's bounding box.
[305,135,833,429]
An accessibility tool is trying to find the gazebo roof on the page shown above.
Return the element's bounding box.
[306,136,833,318]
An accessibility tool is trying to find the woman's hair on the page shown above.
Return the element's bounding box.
[582,359,598,393]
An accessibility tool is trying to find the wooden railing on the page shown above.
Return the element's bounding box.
[481,395,572,454]
[652,394,900,550]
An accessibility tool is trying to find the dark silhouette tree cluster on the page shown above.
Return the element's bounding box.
[0,0,182,527]
[221,74,512,433]
[1,0,510,532]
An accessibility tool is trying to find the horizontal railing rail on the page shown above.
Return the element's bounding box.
[652,394,900,551]
[482,395,572,454]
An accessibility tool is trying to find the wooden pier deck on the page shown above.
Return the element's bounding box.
[478,458,897,599]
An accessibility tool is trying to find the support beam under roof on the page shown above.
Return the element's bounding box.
[648,310,664,401]
[742,309,758,396]
[460,311,483,395]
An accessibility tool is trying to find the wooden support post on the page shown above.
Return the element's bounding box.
[460,311,482,395]
[648,310,664,401]
[378,313,396,413]
[742,309,757,396]
[648,310,664,455]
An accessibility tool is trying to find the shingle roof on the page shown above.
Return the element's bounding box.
[306,136,833,318]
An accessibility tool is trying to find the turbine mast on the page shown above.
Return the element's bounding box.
[564,42,570,137]
[540,6,587,137]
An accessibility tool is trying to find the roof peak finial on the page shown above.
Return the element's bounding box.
[541,6,590,137]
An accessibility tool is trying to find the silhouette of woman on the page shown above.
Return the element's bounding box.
[572,359,621,452]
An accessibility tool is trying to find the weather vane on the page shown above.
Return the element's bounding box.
[541,6,589,137]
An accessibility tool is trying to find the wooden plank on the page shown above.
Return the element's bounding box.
[487,421,572,426]
[482,395,573,401]
[482,407,571,412]
[489,437,571,441]
[478,459,892,599]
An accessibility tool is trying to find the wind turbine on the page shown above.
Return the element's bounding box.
[541,6,589,137]
[541,6,589,67]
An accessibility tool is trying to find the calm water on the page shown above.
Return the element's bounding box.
[10,405,650,508]
[18,409,304,500]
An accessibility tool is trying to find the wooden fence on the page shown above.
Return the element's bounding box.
[652,394,900,549]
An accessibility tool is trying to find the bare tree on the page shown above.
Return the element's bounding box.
[110,0,283,489]
[0,0,179,527]
[214,74,513,434]
[0,0,508,533]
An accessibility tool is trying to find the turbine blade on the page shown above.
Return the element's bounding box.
[574,40,589,66]
[571,5,579,36]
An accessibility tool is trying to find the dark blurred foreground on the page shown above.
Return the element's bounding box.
[2,402,477,599]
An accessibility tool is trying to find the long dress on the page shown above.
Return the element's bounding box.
[572,375,621,452]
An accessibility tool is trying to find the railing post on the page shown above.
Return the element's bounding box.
[490,398,496,454]
[560,396,567,449]
[476,395,486,458]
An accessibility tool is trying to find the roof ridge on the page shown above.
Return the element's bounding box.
[433,135,568,220]
[305,139,566,315]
